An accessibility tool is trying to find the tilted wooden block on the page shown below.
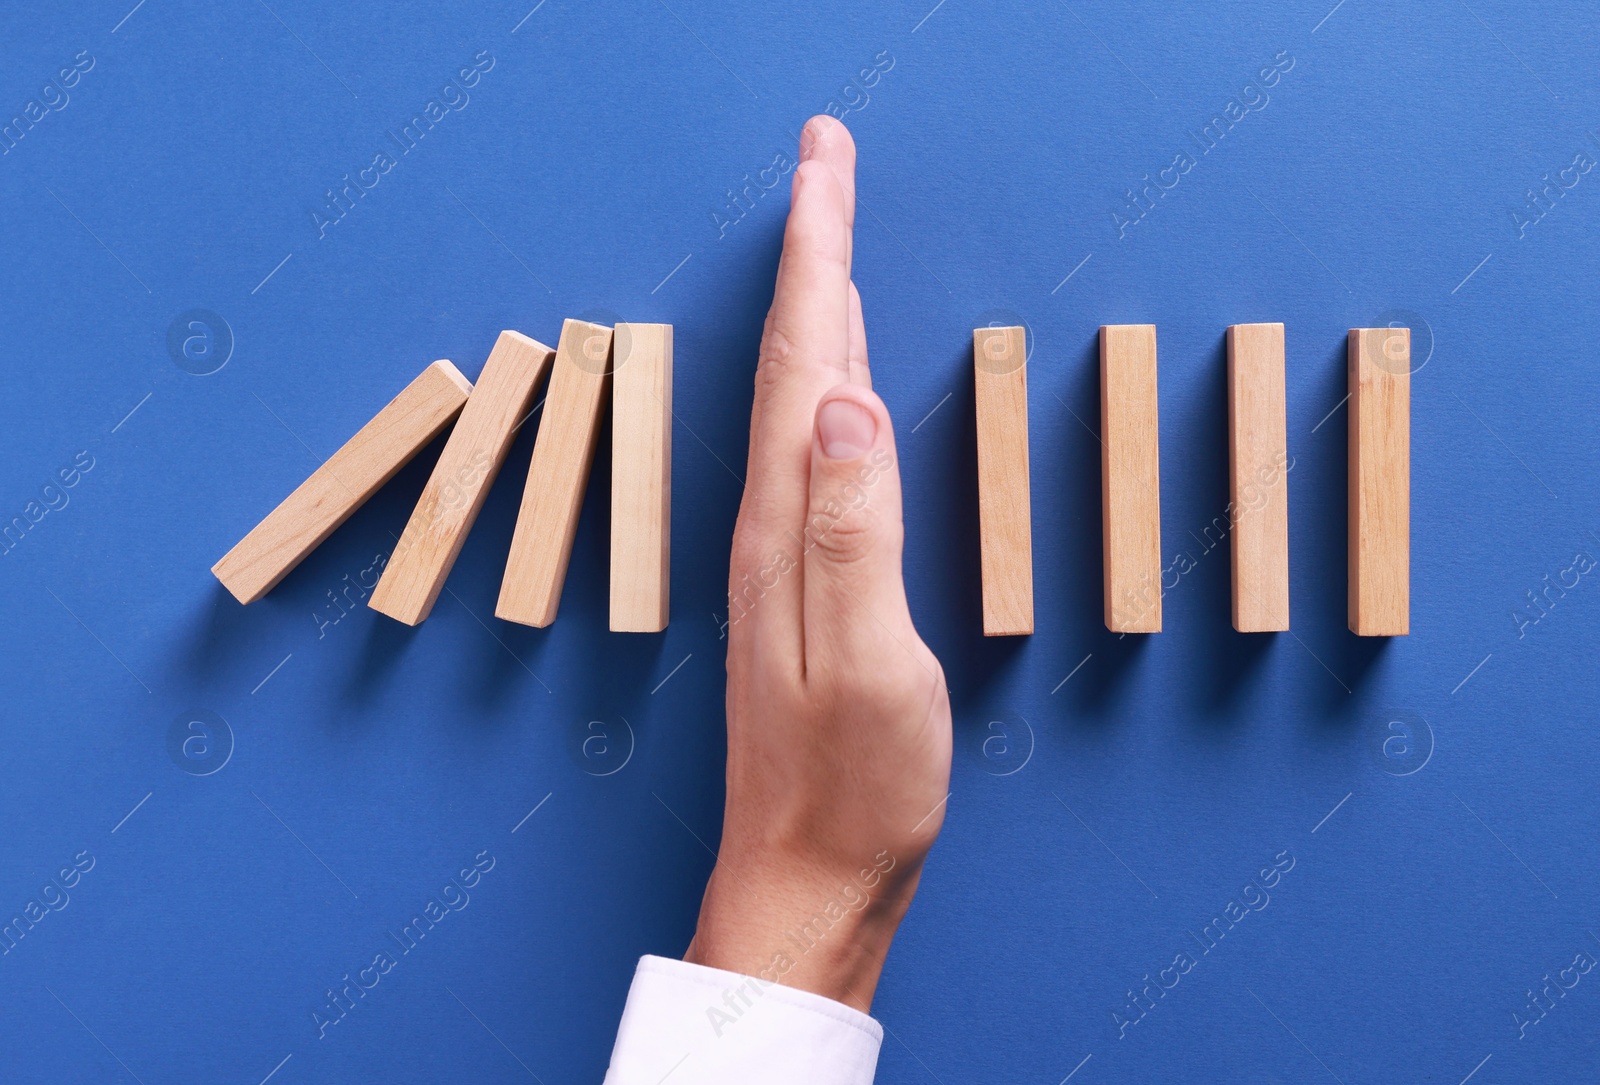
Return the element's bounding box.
[973,325,1033,636]
[212,360,472,604]
[1100,324,1162,633]
[1227,323,1291,632]
[609,323,672,633]
[368,331,555,626]
[496,319,613,628]
[1348,327,1410,635]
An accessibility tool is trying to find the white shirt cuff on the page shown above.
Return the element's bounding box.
[602,955,883,1084]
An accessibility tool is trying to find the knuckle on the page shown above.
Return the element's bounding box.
[758,319,790,370]
[727,535,759,587]
[803,498,880,566]
[728,534,771,584]
[729,531,776,588]
[806,512,883,569]
[727,528,800,616]
[803,468,900,567]
[735,482,803,542]
[755,325,797,396]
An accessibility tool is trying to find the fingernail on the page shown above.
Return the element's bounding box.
[800,117,824,161]
[817,398,876,460]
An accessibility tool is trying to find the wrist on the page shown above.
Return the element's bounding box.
[684,855,919,1011]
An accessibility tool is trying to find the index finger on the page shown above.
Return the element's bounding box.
[732,118,858,628]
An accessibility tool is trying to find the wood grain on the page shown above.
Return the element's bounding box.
[368,331,554,626]
[496,319,613,628]
[973,325,1033,636]
[1348,327,1410,635]
[1100,324,1162,633]
[1227,323,1291,632]
[212,360,472,604]
[609,323,672,633]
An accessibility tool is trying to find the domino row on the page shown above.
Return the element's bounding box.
[214,318,1407,640]
[975,323,1409,638]
[213,320,673,632]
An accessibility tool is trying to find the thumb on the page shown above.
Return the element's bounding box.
[801,384,913,668]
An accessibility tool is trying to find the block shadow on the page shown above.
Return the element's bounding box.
[1191,330,1276,716]
[1295,336,1390,715]
[932,338,1031,728]
[1052,332,1151,719]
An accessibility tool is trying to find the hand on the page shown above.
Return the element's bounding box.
[683,115,952,1011]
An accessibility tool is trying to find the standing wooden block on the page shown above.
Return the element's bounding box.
[1100,324,1162,633]
[212,360,472,604]
[1348,327,1410,635]
[496,319,613,628]
[973,326,1033,636]
[609,323,672,633]
[368,331,555,626]
[1227,323,1291,632]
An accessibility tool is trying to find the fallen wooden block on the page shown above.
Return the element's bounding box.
[368,331,555,625]
[609,323,672,633]
[212,360,472,604]
[1100,324,1162,632]
[496,319,613,628]
[1227,323,1291,632]
[1348,327,1409,635]
[973,325,1033,636]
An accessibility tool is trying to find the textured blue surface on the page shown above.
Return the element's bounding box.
[2,1,1598,1082]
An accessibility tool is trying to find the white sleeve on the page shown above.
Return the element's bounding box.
[601,955,883,1084]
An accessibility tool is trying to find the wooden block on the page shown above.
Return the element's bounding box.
[368,331,554,625]
[211,360,472,604]
[1100,324,1162,633]
[973,326,1033,636]
[1348,327,1410,635]
[496,319,613,628]
[1227,323,1291,632]
[609,323,672,633]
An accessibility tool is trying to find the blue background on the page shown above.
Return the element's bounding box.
[2,1,1596,1082]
